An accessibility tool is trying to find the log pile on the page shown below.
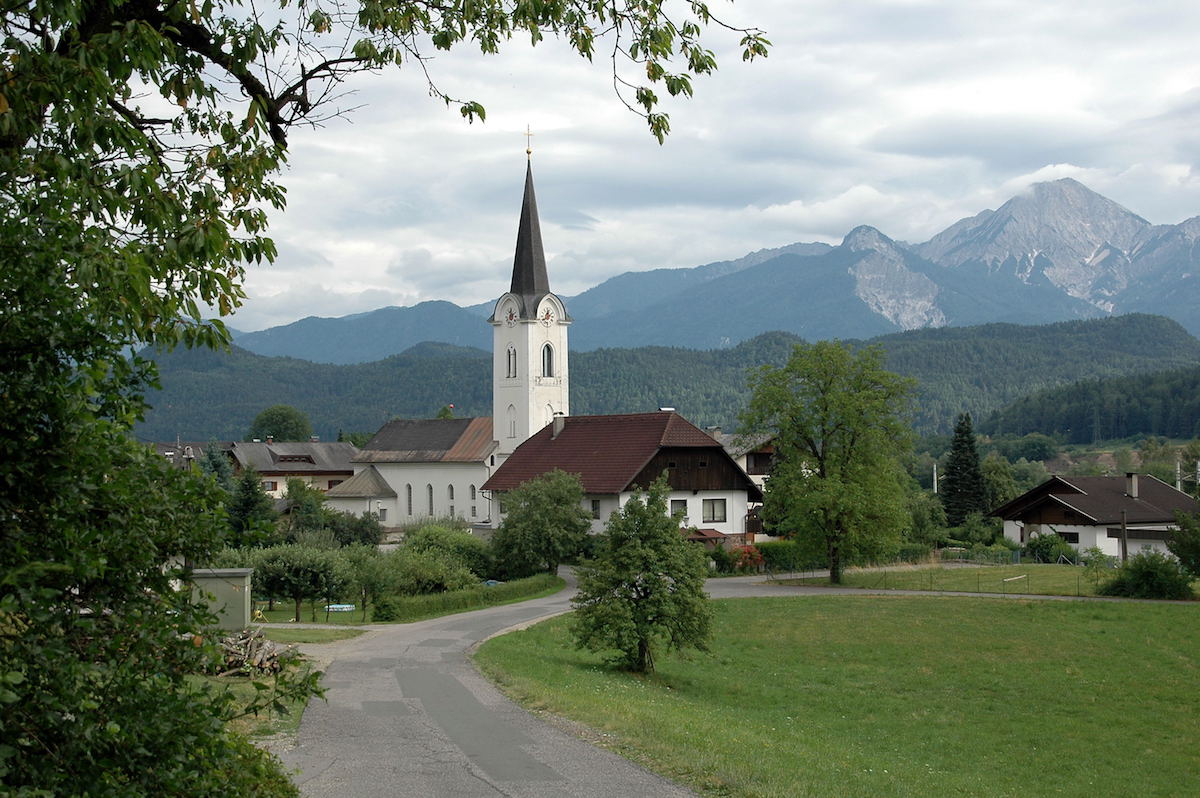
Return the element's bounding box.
[215,627,296,677]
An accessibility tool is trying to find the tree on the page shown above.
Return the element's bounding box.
[247,405,313,442]
[491,470,591,578]
[2,0,765,789]
[227,468,279,546]
[1167,511,1200,579]
[404,525,494,578]
[252,545,345,623]
[941,413,988,525]
[571,479,711,673]
[740,342,915,584]
[198,441,235,493]
[436,404,455,419]
[981,452,1019,512]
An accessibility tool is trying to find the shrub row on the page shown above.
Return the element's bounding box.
[371,573,564,622]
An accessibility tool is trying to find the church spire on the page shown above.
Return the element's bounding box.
[509,161,551,317]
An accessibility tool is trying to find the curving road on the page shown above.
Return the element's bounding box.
[277,573,1121,797]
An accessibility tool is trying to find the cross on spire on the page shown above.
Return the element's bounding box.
[525,124,533,159]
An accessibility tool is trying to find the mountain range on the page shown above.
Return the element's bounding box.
[138,314,1200,442]
[233,179,1200,363]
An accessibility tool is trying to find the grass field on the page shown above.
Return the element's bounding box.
[475,596,1200,797]
[779,563,1200,598]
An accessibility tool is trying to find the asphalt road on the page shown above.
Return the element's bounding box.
[276,571,1130,797]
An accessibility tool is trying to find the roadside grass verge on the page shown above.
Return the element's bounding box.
[263,628,365,645]
[781,563,1111,597]
[475,596,1200,797]
[254,573,565,624]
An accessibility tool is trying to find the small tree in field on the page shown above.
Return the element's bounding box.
[571,478,711,673]
[252,546,344,623]
[491,470,591,578]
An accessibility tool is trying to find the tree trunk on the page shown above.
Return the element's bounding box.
[293,596,302,623]
[636,637,654,673]
[828,540,843,584]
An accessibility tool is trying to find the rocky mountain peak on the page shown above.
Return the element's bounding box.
[842,225,898,253]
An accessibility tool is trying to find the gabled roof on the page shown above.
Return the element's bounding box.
[354,417,495,464]
[230,441,357,474]
[326,465,396,499]
[992,474,1200,525]
[482,411,745,494]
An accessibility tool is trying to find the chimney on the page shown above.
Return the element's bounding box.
[1126,472,1139,499]
[551,412,566,439]
[266,435,274,445]
[310,435,320,443]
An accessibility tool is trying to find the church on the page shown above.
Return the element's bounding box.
[326,159,760,542]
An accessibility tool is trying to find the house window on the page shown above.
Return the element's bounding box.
[542,343,554,377]
[1059,531,1080,543]
[666,461,677,469]
[671,499,688,518]
[427,484,434,515]
[506,345,517,378]
[698,459,708,468]
[406,484,413,515]
[702,498,726,523]
[378,508,387,522]
[591,499,601,520]
[261,480,277,492]
[328,479,343,489]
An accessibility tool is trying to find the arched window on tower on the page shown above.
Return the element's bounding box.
[507,405,516,438]
[506,345,517,378]
[542,343,554,377]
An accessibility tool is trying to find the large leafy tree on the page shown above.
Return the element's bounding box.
[247,404,313,442]
[941,412,988,525]
[491,469,591,578]
[2,0,765,792]
[740,342,915,583]
[571,478,711,673]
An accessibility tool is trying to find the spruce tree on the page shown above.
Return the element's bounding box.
[942,412,988,525]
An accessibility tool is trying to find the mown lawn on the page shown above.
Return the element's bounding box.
[780,563,1200,598]
[475,596,1200,797]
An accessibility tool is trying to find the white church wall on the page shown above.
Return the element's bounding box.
[374,462,492,524]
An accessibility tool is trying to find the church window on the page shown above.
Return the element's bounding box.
[471,505,477,518]
[542,343,554,377]
[507,405,516,438]
[448,485,455,501]
[470,485,477,500]
[449,505,455,518]
[406,484,412,515]
[427,484,434,515]
[506,345,517,378]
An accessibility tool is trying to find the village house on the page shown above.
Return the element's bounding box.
[993,472,1200,558]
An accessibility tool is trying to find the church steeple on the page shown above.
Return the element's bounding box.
[509,162,551,318]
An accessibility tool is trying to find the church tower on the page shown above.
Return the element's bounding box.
[489,160,571,458]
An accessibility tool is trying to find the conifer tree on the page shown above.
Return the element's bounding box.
[942,413,989,525]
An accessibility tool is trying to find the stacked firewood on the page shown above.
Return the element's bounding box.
[214,627,296,676]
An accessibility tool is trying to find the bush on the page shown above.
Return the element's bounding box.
[732,545,764,573]
[1024,532,1078,564]
[371,574,562,623]
[371,595,403,622]
[404,524,493,578]
[386,548,477,596]
[707,544,736,574]
[756,540,824,573]
[1097,551,1195,600]
[895,542,933,563]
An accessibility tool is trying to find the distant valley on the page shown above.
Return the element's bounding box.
[234,179,1200,363]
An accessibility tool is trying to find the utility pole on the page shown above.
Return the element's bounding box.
[1120,509,1128,564]
[932,462,938,494]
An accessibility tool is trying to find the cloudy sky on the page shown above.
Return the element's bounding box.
[233,0,1200,332]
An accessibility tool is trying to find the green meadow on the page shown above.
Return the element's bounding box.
[475,596,1200,797]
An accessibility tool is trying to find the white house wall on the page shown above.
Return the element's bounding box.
[1005,520,1173,558]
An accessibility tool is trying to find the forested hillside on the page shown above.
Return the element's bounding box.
[981,366,1200,443]
[136,314,1200,442]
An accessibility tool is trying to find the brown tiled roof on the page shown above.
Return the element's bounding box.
[326,465,396,499]
[686,528,727,542]
[353,417,495,464]
[993,474,1200,525]
[483,411,739,494]
[230,441,357,475]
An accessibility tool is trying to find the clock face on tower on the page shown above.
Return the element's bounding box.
[505,308,517,327]
[540,307,555,326]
